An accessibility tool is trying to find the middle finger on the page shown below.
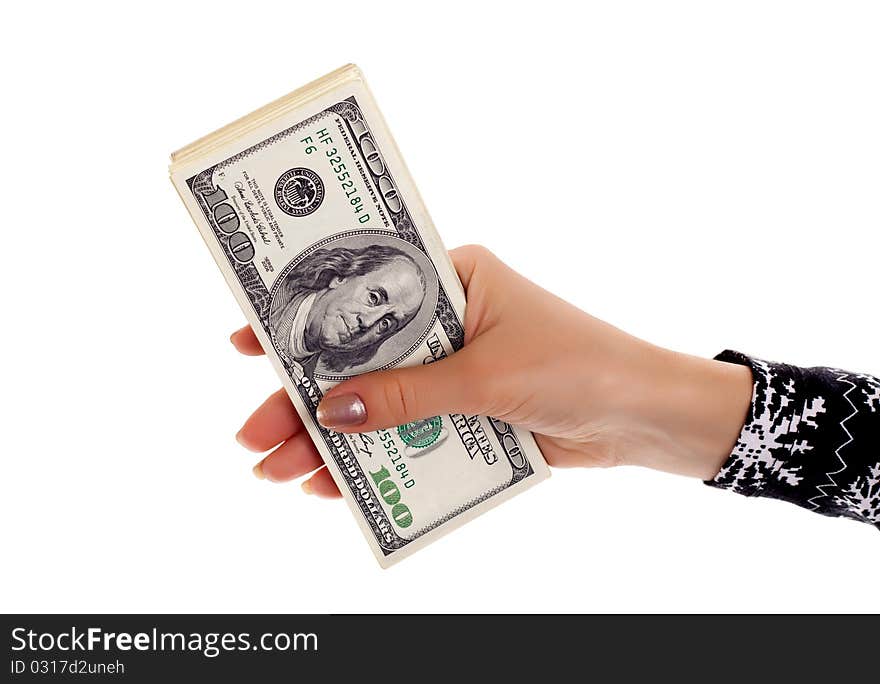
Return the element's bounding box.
[237,388,304,452]
[254,431,323,482]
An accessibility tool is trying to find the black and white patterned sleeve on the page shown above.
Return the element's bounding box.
[706,350,880,529]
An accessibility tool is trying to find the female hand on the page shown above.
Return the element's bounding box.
[231,245,753,497]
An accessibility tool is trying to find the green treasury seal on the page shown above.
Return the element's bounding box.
[398,417,443,449]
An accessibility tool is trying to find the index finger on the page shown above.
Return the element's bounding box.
[230,324,265,356]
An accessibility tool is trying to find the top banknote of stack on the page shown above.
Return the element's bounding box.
[169,64,549,566]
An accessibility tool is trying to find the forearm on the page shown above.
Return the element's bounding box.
[624,342,880,528]
[621,344,753,480]
[703,351,880,526]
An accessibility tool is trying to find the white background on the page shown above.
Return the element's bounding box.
[1,1,878,613]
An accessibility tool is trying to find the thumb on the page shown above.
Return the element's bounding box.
[316,351,482,432]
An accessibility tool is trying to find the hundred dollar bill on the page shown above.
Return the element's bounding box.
[169,65,549,566]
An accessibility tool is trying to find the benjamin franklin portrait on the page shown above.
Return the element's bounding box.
[269,233,439,379]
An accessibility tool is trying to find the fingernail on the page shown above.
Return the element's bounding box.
[235,429,249,448]
[252,462,266,480]
[301,479,313,495]
[316,393,367,428]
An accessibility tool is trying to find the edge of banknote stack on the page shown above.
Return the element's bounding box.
[171,64,357,170]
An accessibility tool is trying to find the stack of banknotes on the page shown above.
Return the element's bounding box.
[169,64,549,567]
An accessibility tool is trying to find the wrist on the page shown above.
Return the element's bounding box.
[621,345,753,479]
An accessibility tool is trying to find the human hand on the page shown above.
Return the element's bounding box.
[231,245,753,497]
